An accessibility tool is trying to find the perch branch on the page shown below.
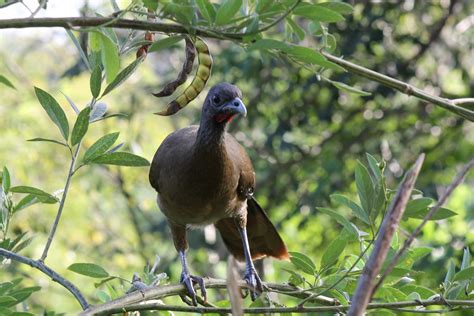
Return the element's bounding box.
[0,247,89,309]
[374,158,474,291]
[80,278,338,315]
[348,154,425,316]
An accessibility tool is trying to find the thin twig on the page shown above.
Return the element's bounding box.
[0,247,89,309]
[374,158,474,292]
[40,141,82,262]
[348,154,425,316]
[29,0,47,18]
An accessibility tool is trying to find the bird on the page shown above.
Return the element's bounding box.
[149,82,289,305]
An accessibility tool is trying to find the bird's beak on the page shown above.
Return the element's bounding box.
[221,98,247,117]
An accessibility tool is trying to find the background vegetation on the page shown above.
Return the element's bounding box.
[0,0,473,314]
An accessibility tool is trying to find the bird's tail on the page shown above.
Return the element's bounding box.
[215,197,289,261]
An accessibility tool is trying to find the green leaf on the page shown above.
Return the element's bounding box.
[90,152,150,167]
[330,80,371,96]
[34,87,69,141]
[101,56,144,97]
[317,207,359,238]
[0,74,15,89]
[366,153,382,181]
[286,17,305,40]
[461,247,471,270]
[404,197,433,216]
[215,0,242,26]
[248,39,288,51]
[27,138,69,148]
[71,107,91,146]
[0,295,16,305]
[10,186,58,203]
[90,65,102,98]
[355,161,375,218]
[96,290,111,303]
[320,234,348,269]
[330,194,369,224]
[143,0,158,11]
[400,285,437,299]
[13,195,39,213]
[2,166,10,193]
[148,36,184,53]
[285,45,326,65]
[289,251,316,275]
[196,0,216,23]
[66,29,91,71]
[83,132,120,162]
[88,31,101,52]
[318,2,354,15]
[98,32,120,83]
[89,103,107,122]
[453,266,474,282]
[444,259,456,289]
[68,263,110,278]
[293,4,345,23]
[282,268,304,286]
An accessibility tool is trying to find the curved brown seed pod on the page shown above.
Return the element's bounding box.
[153,37,196,97]
[155,36,212,116]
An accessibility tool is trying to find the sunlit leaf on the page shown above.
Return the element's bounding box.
[83,132,120,162]
[317,207,359,238]
[27,138,68,148]
[215,0,242,26]
[34,87,69,141]
[330,80,371,96]
[318,2,354,15]
[0,74,15,89]
[196,0,216,23]
[98,32,120,83]
[101,56,144,96]
[2,166,10,193]
[355,161,375,218]
[461,247,471,270]
[143,0,158,11]
[10,186,58,203]
[71,107,91,146]
[89,152,150,167]
[289,251,316,275]
[68,263,110,278]
[320,234,348,269]
[90,65,102,98]
[148,36,184,53]
[453,267,474,281]
[293,4,345,23]
[330,194,369,224]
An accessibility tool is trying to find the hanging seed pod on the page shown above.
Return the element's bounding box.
[155,36,212,116]
[153,37,196,97]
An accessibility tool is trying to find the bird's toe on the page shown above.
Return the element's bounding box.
[243,267,263,301]
[180,272,198,306]
[190,275,207,303]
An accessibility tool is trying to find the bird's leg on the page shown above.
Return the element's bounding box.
[237,224,264,301]
[170,223,207,306]
[178,249,207,305]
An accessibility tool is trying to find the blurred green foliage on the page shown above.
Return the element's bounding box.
[0,0,473,314]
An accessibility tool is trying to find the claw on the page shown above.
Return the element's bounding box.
[243,267,263,301]
[180,272,207,306]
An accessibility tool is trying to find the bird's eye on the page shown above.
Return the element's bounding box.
[212,95,221,105]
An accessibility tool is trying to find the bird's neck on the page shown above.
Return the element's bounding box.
[195,118,227,148]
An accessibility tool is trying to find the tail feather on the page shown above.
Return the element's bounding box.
[215,197,289,261]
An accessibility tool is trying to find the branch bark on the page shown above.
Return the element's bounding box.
[348,154,425,316]
[80,278,339,315]
[0,247,89,309]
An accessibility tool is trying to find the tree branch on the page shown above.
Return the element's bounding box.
[0,247,89,309]
[348,154,425,316]
[321,51,474,121]
[0,16,471,121]
[374,158,474,292]
[80,278,339,315]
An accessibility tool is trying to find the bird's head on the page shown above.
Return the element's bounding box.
[201,83,247,125]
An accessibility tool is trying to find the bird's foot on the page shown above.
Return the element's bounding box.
[243,267,264,301]
[180,272,207,306]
